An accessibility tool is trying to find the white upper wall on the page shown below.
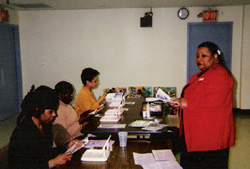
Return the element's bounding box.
[241,5,250,109]
[4,8,19,25]
[18,6,249,108]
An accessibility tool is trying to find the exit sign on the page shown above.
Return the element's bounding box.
[1,10,9,22]
[203,10,218,22]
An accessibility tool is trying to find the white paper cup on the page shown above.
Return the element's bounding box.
[118,132,128,147]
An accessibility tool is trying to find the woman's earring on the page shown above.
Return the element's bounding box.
[217,50,221,55]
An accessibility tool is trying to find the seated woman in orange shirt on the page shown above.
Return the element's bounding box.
[75,68,105,116]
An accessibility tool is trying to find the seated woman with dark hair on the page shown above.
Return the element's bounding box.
[53,81,83,143]
[8,85,76,169]
[75,68,106,116]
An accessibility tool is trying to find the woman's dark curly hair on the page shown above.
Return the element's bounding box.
[55,81,73,96]
[17,85,59,124]
[81,68,99,86]
[198,41,228,70]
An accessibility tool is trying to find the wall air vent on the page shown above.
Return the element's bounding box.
[12,3,52,9]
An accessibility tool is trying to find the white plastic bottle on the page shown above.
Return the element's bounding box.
[142,105,147,118]
[146,102,150,118]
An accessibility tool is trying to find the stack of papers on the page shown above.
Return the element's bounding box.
[81,135,112,162]
[129,120,167,131]
[106,93,123,102]
[105,107,124,116]
[133,149,182,169]
[100,116,121,122]
[100,106,123,122]
[109,101,122,108]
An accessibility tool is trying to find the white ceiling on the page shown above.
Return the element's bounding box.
[0,0,250,11]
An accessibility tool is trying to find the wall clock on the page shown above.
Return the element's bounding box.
[177,7,189,20]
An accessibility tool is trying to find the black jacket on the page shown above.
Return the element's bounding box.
[8,116,66,169]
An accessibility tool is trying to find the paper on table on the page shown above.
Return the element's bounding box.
[133,149,181,169]
[125,101,135,105]
[133,152,156,165]
[129,120,151,127]
[145,97,160,102]
[124,107,129,111]
[98,124,126,129]
[152,149,176,161]
[141,161,182,169]
[142,124,168,131]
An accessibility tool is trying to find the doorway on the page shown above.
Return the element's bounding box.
[187,22,233,80]
[0,23,22,121]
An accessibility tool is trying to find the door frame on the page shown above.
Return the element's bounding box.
[187,22,233,81]
[0,22,22,117]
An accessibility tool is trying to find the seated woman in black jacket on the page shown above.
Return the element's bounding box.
[8,85,75,169]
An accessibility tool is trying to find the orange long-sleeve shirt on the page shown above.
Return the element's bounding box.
[75,86,99,116]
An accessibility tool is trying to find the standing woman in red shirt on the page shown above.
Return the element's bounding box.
[173,41,236,169]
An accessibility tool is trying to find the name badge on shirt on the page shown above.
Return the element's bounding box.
[199,78,204,82]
